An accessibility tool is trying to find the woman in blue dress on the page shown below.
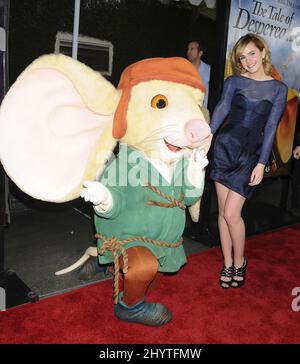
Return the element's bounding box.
[209,33,288,288]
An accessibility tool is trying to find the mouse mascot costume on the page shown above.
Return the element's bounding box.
[0,55,212,326]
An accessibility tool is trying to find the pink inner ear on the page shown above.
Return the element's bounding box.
[0,68,114,202]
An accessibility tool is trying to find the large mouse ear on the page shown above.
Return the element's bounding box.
[0,54,120,202]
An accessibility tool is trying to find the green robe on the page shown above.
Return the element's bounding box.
[95,145,203,273]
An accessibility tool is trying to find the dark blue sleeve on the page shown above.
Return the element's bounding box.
[258,83,288,165]
[296,128,300,146]
[210,76,236,134]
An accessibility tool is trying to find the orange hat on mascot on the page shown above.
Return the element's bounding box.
[112,57,206,139]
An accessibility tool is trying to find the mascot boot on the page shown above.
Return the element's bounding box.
[114,293,172,326]
[114,246,172,326]
[77,257,111,280]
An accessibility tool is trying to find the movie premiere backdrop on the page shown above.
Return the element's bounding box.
[225,0,300,177]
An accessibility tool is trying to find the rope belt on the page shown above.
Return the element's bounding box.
[95,184,185,304]
[146,182,186,210]
[95,233,183,304]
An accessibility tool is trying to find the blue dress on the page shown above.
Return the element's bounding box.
[210,75,288,198]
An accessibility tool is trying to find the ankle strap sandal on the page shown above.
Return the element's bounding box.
[219,265,234,289]
[231,257,247,288]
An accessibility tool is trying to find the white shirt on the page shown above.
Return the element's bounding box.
[198,61,211,108]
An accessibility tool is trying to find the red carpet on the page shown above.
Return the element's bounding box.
[1,224,300,344]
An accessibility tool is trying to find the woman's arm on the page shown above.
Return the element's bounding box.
[258,83,288,165]
[210,76,236,134]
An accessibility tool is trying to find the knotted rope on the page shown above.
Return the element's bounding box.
[146,182,186,210]
[95,233,183,304]
[95,184,186,303]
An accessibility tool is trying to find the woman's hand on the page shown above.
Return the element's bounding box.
[293,146,300,159]
[248,163,265,186]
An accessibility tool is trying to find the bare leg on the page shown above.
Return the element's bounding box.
[215,182,233,267]
[215,182,234,288]
[223,190,246,284]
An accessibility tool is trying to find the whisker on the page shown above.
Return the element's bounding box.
[130,122,186,151]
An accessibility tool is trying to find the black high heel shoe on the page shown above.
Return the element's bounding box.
[219,265,234,289]
[231,257,247,288]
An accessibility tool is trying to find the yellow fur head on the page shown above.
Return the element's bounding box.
[122,80,209,163]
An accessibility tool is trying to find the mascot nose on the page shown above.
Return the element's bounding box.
[184,119,211,143]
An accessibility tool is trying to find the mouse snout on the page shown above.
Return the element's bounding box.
[184,119,211,144]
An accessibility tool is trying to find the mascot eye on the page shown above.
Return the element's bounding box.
[151,94,168,109]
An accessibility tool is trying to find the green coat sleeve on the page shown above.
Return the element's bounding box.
[94,187,126,219]
[94,155,126,219]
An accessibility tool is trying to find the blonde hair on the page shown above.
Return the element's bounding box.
[231,33,273,76]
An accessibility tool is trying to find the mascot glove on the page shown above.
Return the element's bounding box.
[187,148,209,188]
[81,181,113,212]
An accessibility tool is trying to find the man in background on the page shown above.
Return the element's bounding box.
[186,39,211,109]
